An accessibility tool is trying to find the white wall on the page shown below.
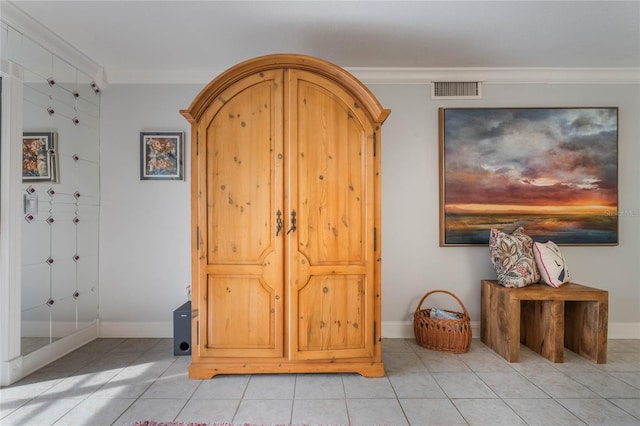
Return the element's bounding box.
[99,81,640,338]
[99,85,199,335]
[373,82,640,335]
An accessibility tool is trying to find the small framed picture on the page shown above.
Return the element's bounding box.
[140,131,184,180]
[22,132,58,183]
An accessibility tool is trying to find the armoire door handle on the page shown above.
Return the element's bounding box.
[276,210,283,236]
[286,210,297,234]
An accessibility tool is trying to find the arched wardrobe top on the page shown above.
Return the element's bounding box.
[180,53,391,125]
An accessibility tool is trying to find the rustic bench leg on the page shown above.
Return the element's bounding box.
[565,300,608,363]
[521,300,565,362]
[481,281,520,362]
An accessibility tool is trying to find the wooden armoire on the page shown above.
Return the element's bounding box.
[180,54,390,378]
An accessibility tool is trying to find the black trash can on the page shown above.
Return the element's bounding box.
[173,301,191,356]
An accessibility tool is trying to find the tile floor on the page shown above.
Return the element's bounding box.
[1,338,639,425]
[22,337,60,356]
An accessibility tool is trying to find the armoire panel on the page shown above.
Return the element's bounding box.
[205,80,280,264]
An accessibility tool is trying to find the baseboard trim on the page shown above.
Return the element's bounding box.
[381,321,640,340]
[99,321,173,338]
[21,321,97,337]
[607,322,640,339]
[98,320,640,340]
[381,320,480,339]
[2,322,98,386]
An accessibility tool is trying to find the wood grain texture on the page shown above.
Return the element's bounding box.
[289,69,375,361]
[180,53,390,125]
[183,55,387,378]
[196,70,284,360]
[481,280,608,364]
[565,300,608,363]
[521,300,565,362]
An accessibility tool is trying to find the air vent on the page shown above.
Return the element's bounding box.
[432,81,482,99]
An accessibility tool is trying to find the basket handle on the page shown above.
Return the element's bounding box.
[415,290,469,318]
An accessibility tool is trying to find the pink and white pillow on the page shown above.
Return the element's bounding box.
[533,240,571,287]
[489,227,540,288]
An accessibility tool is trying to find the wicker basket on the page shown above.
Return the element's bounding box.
[413,290,472,354]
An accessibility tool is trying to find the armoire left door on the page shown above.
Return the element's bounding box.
[192,69,285,359]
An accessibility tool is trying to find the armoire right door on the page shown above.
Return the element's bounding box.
[287,69,379,361]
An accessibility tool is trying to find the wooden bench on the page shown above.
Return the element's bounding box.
[480,279,608,364]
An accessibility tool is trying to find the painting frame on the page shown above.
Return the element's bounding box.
[439,107,618,247]
[22,131,58,183]
[140,131,184,181]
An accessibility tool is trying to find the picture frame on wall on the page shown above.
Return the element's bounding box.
[439,107,618,246]
[140,131,184,180]
[22,131,59,183]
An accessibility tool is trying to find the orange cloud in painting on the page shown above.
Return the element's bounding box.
[443,108,618,215]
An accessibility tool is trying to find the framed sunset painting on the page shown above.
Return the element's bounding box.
[438,107,618,246]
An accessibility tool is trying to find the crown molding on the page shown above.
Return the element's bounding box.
[3,0,637,87]
[1,1,107,87]
[106,67,640,85]
[350,67,640,85]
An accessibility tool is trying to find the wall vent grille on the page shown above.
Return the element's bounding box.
[432,81,482,99]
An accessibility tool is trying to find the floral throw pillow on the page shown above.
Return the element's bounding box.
[533,240,571,287]
[489,227,540,288]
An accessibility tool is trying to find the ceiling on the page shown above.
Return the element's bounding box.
[5,0,640,84]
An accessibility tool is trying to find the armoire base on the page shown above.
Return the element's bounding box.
[188,361,385,379]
